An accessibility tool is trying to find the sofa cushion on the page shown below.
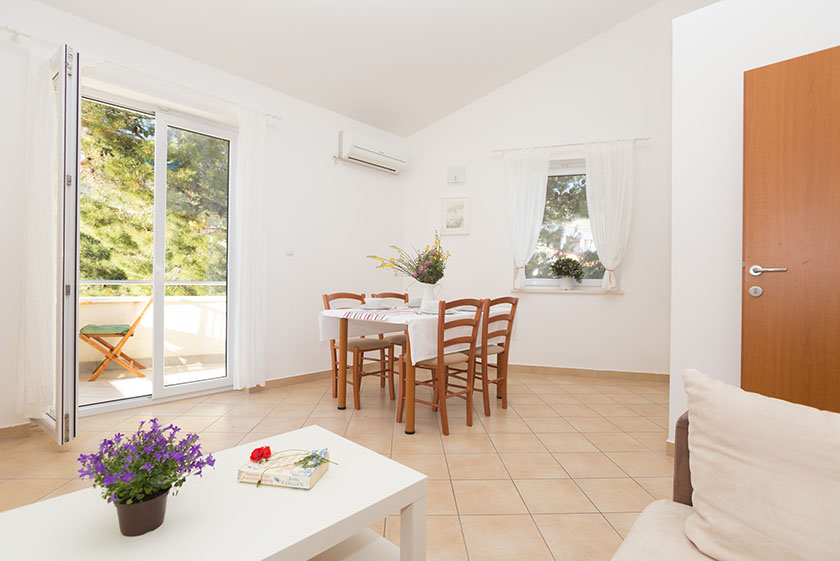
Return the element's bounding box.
[610,500,712,561]
[683,369,840,561]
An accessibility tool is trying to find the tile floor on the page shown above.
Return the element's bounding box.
[0,368,671,561]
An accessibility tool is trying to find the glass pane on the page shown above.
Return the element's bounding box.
[164,126,229,386]
[78,284,153,406]
[526,174,605,280]
[78,99,155,406]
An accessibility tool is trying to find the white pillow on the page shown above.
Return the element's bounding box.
[682,369,840,561]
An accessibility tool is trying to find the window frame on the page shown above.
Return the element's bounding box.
[78,88,238,403]
[523,158,605,290]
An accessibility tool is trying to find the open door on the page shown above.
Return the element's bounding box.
[34,44,80,444]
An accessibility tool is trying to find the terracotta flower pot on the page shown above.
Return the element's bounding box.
[114,487,170,537]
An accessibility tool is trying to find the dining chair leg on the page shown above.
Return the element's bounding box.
[379,349,386,388]
[480,360,491,417]
[387,345,396,401]
[466,362,474,427]
[500,352,509,409]
[396,356,405,423]
[436,367,449,436]
[353,348,362,410]
[330,346,338,399]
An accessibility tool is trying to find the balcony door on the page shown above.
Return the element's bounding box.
[78,95,233,408]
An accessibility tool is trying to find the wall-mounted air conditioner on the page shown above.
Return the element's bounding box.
[338,130,407,174]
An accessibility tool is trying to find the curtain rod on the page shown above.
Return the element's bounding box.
[491,136,649,154]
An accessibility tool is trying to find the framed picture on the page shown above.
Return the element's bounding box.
[441,197,470,235]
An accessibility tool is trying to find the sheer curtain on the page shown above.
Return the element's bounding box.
[584,140,635,290]
[504,148,551,289]
[16,43,58,418]
[230,107,268,390]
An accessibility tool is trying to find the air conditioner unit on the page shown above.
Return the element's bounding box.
[338,130,407,174]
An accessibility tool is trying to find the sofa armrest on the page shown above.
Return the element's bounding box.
[673,411,692,506]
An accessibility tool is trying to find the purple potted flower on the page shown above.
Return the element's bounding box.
[77,418,215,536]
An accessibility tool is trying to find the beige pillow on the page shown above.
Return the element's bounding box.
[682,369,840,561]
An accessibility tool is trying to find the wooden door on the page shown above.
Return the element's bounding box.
[742,45,840,411]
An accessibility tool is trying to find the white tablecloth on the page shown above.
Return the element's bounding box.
[319,307,473,365]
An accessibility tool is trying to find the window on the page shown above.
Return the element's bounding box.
[525,159,605,287]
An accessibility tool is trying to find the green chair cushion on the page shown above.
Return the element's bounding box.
[80,324,131,336]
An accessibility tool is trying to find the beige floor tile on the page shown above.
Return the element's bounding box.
[537,433,599,453]
[553,452,626,478]
[540,393,583,405]
[452,479,528,514]
[511,404,559,418]
[625,403,669,417]
[551,404,601,417]
[587,403,637,417]
[574,394,617,405]
[204,416,263,433]
[488,433,547,453]
[584,432,648,452]
[500,453,569,479]
[346,432,392,456]
[606,415,662,432]
[534,513,623,561]
[605,451,673,477]
[460,515,553,561]
[384,515,468,561]
[477,415,532,434]
[565,417,622,433]
[392,431,443,454]
[441,433,495,454]
[195,431,247,453]
[634,476,673,500]
[514,479,597,514]
[576,478,654,512]
[389,453,449,479]
[610,394,653,404]
[186,402,242,416]
[21,453,84,479]
[521,417,578,433]
[253,417,306,434]
[345,416,395,436]
[626,431,668,453]
[0,453,52,478]
[302,416,350,434]
[604,512,640,538]
[40,478,92,500]
[427,480,458,515]
[239,432,283,447]
[446,454,508,479]
[169,415,222,434]
[0,479,68,512]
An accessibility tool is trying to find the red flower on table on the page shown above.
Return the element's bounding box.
[250,446,272,463]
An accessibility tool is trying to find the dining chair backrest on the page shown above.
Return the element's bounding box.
[435,299,485,369]
[370,292,409,303]
[482,296,519,351]
[322,292,366,310]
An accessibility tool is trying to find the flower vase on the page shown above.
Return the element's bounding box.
[557,277,575,291]
[420,281,442,313]
[114,487,170,537]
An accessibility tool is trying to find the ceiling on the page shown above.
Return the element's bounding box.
[43,0,663,136]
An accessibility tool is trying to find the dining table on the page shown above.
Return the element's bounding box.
[319,305,476,434]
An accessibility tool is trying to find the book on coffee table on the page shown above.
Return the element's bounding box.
[237,449,330,490]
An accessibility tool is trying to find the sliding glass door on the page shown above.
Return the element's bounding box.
[78,96,233,407]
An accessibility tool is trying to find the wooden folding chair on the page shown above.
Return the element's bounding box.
[79,297,153,382]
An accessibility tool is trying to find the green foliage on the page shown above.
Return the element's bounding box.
[551,257,583,282]
[525,174,605,281]
[79,99,229,297]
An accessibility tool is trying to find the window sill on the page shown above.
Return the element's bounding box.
[513,288,624,295]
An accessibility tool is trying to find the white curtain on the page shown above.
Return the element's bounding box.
[230,107,268,390]
[16,44,58,418]
[504,147,551,289]
[584,140,635,290]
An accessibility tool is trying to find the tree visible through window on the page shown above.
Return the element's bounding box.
[525,173,605,281]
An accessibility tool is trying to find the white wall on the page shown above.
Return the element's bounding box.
[669,0,840,440]
[0,0,404,427]
[401,0,711,374]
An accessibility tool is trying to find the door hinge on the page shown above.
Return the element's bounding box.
[65,48,74,77]
[63,413,70,442]
[65,174,72,187]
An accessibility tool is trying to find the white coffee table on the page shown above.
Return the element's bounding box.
[0,425,427,560]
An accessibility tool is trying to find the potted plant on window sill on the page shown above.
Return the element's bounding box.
[551,257,583,290]
[77,418,215,536]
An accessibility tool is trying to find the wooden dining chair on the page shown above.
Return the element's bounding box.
[322,292,395,410]
[371,292,409,376]
[396,298,484,435]
[79,296,153,382]
[472,296,519,415]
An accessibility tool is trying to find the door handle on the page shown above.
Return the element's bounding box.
[748,265,788,276]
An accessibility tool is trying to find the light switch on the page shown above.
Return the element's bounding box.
[447,164,466,183]
[285,246,295,257]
